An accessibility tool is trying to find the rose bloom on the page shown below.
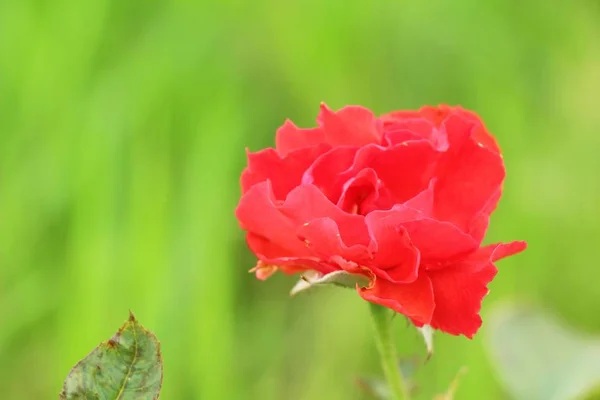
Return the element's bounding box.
[235,103,526,338]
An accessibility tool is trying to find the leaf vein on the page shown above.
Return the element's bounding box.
[115,325,139,399]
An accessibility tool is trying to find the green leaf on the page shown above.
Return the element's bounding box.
[59,311,163,400]
[486,303,600,400]
[289,270,370,296]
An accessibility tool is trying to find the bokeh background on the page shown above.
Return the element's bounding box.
[2,0,600,398]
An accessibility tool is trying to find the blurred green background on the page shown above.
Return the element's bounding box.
[1,0,599,398]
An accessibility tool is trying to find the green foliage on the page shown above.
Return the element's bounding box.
[486,304,600,400]
[59,313,163,400]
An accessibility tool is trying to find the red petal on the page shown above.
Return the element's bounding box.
[470,240,527,263]
[382,118,434,139]
[466,188,502,243]
[275,119,327,157]
[402,179,435,217]
[381,110,424,121]
[302,146,359,203]
[428,265,495,338]
[381,114,448,151]
[422,106,499,154]
[279,185,370,247]
[417,105,454,127]
[305,141,439,208]
[366,210,477,262]
[245,233,330,275]
[365,220,420,283]
[437,111,476,153]
[296,217,372,265]
[401,219,477,262]
[427,241,527,338]
[382,105,499,153]
[236,181,314,257]
[342,141,440,204]
[337,168,394,214]
[241,145,330,200]
[317,103,383,146]
[359,273,435,326]
[381,129,425,147]
[246,232,296,260]
[236,182,371,277]
[433,135,505,234]
[451,107,500,154]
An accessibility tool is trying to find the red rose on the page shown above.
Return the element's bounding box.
[235,103,526,338]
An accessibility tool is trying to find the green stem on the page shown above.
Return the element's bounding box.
[369,303,410,400]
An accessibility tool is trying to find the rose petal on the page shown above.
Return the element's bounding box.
[401,178,436,217]
[450,107,500,153]
[296,210,422,284]
[296,217,372,265]
[236,181,314,256]
[381,129,426,147]
[382,105,500,153]
[365,220,420,284]
[275,119,327,157]
[246,232,300,260]
[400,219,477,262]
[427,241,527,338]
[302,146,359,203]
[366,210,478,262]
[417,105,454,127]
[383,105,500,152]
[237,182,372,279]
[305,141,439,208]
[341,141,440,204]
[381,110,424,121]
[359,274,435,326]
[238,181,370,246]
[467,187,502,243]
[246,233,330,276]
[428,266,495,338]
[337,168,394,215]
[437,111,477,154]
[382,118,434,139]
[241,145,330,199]
[317,103,383,146]
[380,114,448,151]
[469,240,527,264]
[433,132,505,234]
[280,186,370,247]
